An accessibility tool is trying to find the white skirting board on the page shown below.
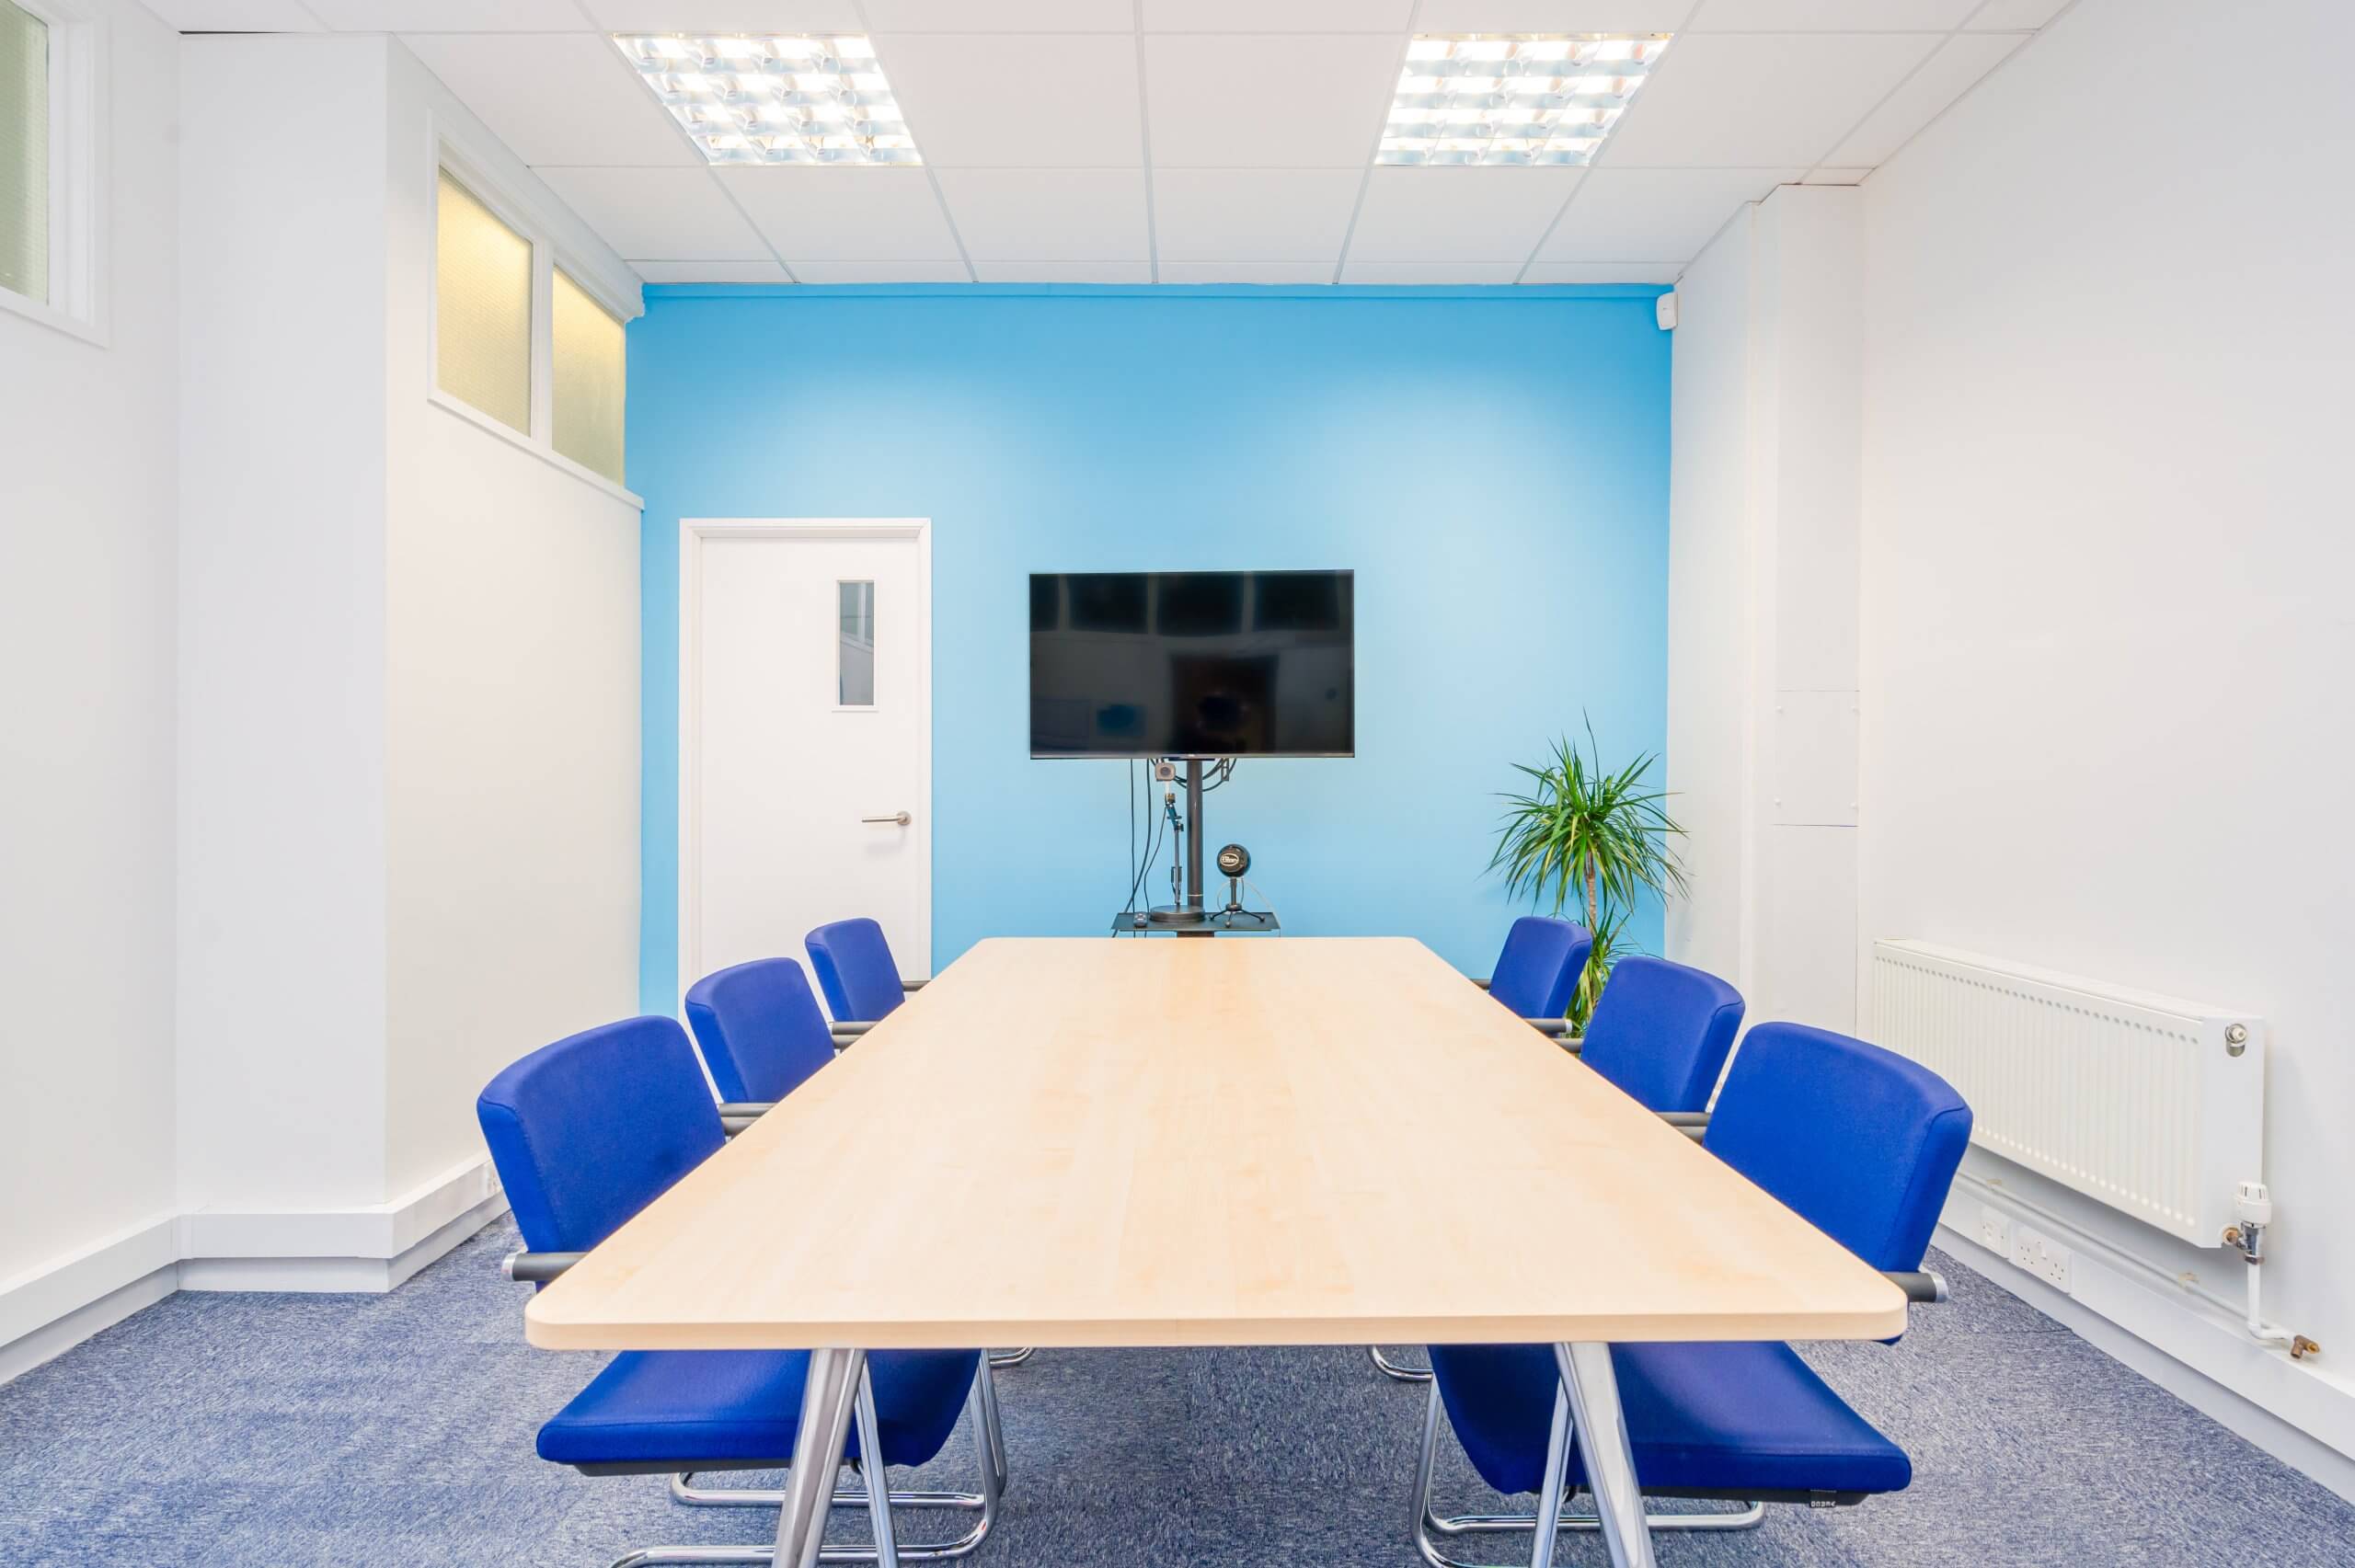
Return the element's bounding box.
[1939,1173,2355,1505]
[0,1157,509,1383]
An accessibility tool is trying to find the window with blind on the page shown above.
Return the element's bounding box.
[434,170,532,434]
[552,267,626,485]
[0,0,47,305]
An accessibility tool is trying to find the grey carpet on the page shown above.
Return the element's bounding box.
[1,1219,2349,1566]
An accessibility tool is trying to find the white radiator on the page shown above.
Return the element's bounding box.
[1868,940,2265,1246]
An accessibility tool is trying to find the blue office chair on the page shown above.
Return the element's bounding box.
[684,957,839,1127]
[806,918,921,1036]
[1484,915,1593,1036]
[1570,956,1744,1116]
[1411,1023,1970,1564]
[478,1015,1004,1567]
[1373,916,1596,1383]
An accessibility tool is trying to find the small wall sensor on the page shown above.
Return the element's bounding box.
[1655,292,1678,331]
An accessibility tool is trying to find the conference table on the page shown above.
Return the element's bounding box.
[527,937,1906,1568]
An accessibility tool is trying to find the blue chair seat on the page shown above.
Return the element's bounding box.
[1429,1340,1909,1500]
[539,1346,982,1473]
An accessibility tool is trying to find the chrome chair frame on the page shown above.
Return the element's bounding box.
[606,1360,1004,1568]
[1407,1381,1763,1568]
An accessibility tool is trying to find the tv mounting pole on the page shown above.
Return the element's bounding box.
[1184,759,1207,912]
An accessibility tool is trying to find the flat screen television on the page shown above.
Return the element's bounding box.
[1029,570,1355,759]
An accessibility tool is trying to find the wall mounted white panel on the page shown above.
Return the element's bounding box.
[1541,167,1798,263]
[1822,32,2024,169]
[1347,166,1582,262]
[717,166,964,261]
[875,34,1143,166]
[1150,169,1361,261]
[933,168,1148,260]
[402,32,698,166]
[1607,32,1936,167]
[1143,33,1400,169]
[537,167,772,262]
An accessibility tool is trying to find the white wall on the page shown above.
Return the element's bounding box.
[1859,0,2355,1475]
[0,0,181,1299]
[1665,183,1864,1032]
[177,34,393,1216]
[380,41,641,1201]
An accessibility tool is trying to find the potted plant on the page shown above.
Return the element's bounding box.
[1489,720,1688,1033]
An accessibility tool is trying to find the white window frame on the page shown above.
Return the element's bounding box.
[1,0,106,345]
[427,122,643,508]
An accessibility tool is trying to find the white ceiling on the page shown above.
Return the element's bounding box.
[146,0,2073,286]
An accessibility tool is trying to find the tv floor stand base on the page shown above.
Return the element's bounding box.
[1110,909,1280,936]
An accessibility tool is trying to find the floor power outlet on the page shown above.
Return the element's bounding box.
[2011,1225,2073,1293]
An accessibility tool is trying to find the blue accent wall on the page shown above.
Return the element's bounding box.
[631,284,1671,1012]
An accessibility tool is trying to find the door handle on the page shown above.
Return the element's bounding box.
[863,812,913,827]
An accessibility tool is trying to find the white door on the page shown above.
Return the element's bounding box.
[684,521,931,1001]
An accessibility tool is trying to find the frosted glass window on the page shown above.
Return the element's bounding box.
[0,0,47,304]
[552,268,626,484]
[839,581,875,706]
[435,170,532,434]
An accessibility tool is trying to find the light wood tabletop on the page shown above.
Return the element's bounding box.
[526,936,1904,1352]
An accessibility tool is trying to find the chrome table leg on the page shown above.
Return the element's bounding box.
[852,1367,899,1568]
[1527,1381,1573,1568]
[1553,1343,1657,1568]
[776,1346,864,1568]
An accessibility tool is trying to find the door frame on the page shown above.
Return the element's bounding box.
[677,517,934,1004]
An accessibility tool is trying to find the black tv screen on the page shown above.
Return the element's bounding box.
[1029,571,1355,758]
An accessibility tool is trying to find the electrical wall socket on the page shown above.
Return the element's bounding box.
[2011,1225,2073,1292]
[1976,1205,2013,1255]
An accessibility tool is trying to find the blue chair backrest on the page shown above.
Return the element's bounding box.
[1576,956,1745,1114]
[1704,1022,1972,1272]
[684,957,837,1104]
[1487,915,1592,1021]
[805,917,905,1023]
[477,1016,725,1255]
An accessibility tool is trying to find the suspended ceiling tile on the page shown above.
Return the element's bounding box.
[1687,0,1980,29]
[1963,0,2071,28]
[1603,30,1937,166]
[1150,169,1364,261]
[875,33,1143,167]
[971,260,1155,282]
[786,260,973,282]
[1522,260,1682,283]
[310,0,586,29]
[581,1,867,29]
[402,33,699,166]
[535,167,773,261]
[1412,2,1694,30]
[1539,166,1798,262]
[1803,166,1873,185]
[715,166,965,261]
[861,1,1132,31]
[1157,261,1337,283]
[1142,0,1414,29]
[633,260,796,283]
[143,1,326,28]
[1821,31,2026,167]
[1338,260,1525,283]
[1346,166,1583,262]
[934,168,1151,260]
[1143,33,1402,169]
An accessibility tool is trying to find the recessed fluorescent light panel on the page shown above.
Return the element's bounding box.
[614,35,920,166]
[1379,35,1671,167]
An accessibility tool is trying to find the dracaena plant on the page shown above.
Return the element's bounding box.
[1489,720,1688,1031]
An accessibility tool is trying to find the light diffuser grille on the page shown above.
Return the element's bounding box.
[614,34,919,166]
[1378,34,1671,168]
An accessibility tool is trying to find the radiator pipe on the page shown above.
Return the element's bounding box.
[2223,1187,2321,1359]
